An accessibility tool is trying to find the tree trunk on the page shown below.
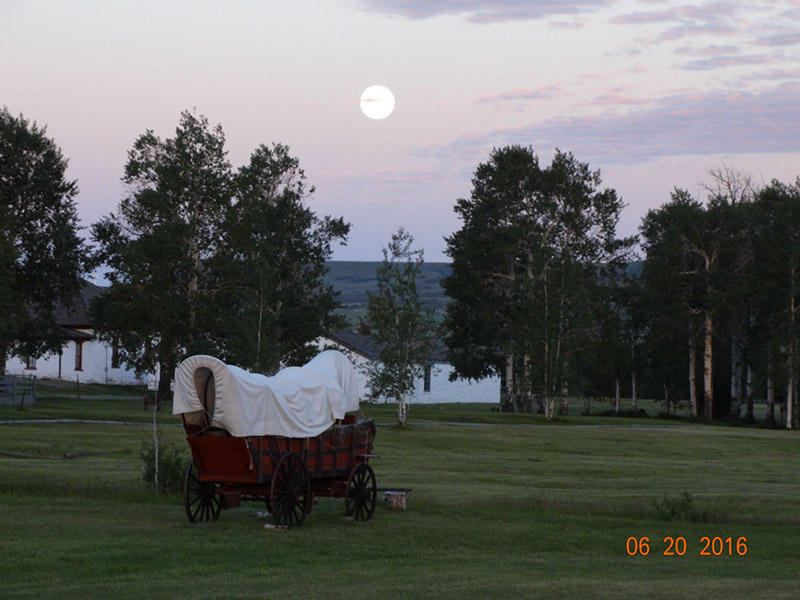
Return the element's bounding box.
[688,331,698,420]
[544,393,555,421]
[504,354,515,411]
[156,362,172,411]
[766,367,775,428]
[703,311,713,423]
[614,371,620,414]
[558,376,568,416]
[631,368,638,413]
[745,364,754,422]
[729,335,743,421]
[397,392,408,427]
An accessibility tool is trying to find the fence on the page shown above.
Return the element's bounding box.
[0,374,37,407]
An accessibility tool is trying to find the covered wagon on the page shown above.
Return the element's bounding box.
[173,350,377,527]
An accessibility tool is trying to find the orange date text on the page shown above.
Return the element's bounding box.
[626,536,747,556]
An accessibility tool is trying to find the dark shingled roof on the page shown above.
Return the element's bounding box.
[52,280,105,328]
[325,331,449,364]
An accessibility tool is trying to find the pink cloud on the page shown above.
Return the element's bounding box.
[353,0,617,23]
[431,84,800,166]
[476,87,557,103]
[675,44,739,56]
[756,31,800,47]
[682,54,773,70]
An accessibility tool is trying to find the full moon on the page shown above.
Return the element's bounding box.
[360,85,395,120]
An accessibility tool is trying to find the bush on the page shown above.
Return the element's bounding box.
[140,432,189,495]
[653,491,724,523]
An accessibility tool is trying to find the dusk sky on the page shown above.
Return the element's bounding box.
[4,0,800,262]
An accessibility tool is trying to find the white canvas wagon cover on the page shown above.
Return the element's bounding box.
[172,350,361,438]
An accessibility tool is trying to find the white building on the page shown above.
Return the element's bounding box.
[4,281,145,386]
[319,331,501,404]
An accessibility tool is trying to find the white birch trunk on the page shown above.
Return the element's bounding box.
[505,354,514,411]
[398,391,408,428]
[703,311,713,423]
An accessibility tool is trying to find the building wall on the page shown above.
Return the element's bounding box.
[318,337,500,405]
[4,330,146,385]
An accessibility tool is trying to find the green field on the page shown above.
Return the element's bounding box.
[1,383,798,599]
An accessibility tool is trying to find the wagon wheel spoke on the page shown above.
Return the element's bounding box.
[270,452,310,528]
[184,461,222,523]
[346,463,376,521]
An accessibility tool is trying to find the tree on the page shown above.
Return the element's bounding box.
[443,146,633,420]
[0,107,87,371]
[640,190,723,421]
[218,143,350,373]
[91,110,233,403]
[750,180,800,428]
[365,227,435,427]
[93,112,351,398]
[700,165,757,422]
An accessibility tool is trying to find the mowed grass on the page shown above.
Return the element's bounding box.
[0,390,799,599]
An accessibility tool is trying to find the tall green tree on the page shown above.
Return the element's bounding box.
[218,143,350,373]
[93,112,351,395]
[365,227,435,427]
[443,146,633,420]
[0,107,87,370]
[92,110,233,402]
[750,180,800,428]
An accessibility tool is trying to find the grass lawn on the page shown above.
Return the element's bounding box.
[0,384,798,599]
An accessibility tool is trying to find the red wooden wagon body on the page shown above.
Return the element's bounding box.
[174,353,378,527]
[181,416,377,526]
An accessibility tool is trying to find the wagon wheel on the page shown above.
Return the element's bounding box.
[270,452,311,528]
[345,462,377,521]
[183,461,223,523]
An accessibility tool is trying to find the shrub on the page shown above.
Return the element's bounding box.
[653,491,724,523]
[140,432,189,495]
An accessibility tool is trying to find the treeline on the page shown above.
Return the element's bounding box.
[636,173,800,428]
[440,147,800,428]
[1,108,349,404]
[3,106,799,427]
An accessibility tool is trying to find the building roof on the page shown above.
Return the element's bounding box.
[52,280,105,328]
[324,331,449,364]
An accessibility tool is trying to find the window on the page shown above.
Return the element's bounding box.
[423,365,431,393]
[74,341,84,371]
[111,338,120,369]
[25,355,37,370]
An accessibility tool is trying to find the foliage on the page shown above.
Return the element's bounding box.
[0,107,87,366]
[92,111,349,386]
[652,491,723,523]
[638,176,800,426]
[139,432,188,495]
[365,227,436,426]
[442,145,634,418]
[217,143,349,373]
[91,110,231,396]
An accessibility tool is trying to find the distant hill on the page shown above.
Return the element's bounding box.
[325,259,643,330]
[325,261,451,328]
